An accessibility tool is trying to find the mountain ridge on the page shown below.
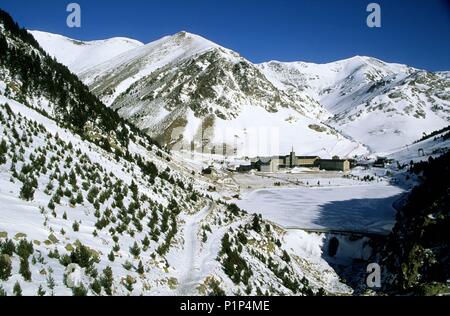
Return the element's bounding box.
[30,30,144,74]
[30,29,449,155]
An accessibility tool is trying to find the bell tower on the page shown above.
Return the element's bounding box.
[290,146,297,168]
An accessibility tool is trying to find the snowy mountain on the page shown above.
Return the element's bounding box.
[259,56,412,114]
[29,31,143,74]
[259,57,450,152]
[0,9,351,296]
[29,31,449,156]
[326,69,449,152]
[2,8,448,297]
[31,30,367,158]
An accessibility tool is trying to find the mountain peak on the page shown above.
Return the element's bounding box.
[160,30,220,51]
[173,30,194,38]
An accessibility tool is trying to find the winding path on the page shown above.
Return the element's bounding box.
[177,203,218,295]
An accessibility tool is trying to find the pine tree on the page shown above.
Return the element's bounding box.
[207,279,226,296]
[72,221,80,232]
[122,260,132,271]
[108,251,115,262]
[0,254,12,281]
[137,260,144,274]
[0,139,7,165]
[69,170,77,187]
[275,239,282,247]
[20,178,35,201]
[37,284,46,296]
[76,192,83,204]
[19,257,31,281]
[251,214,261,233]
[112,243,120,252]
[142,235,150,249]
[72,284,88,296]
[237,231,247,245]
[91,278,102,295]
[151,227,160,242]
[47,199,56,210]
[281,250,291,263]
[316,287,326,296]
[124,276,134,292]
[70,244,97,270]
[0,239,15,256]
[100,266,113,296]
[46,274,55,291]
[52,193,61,205]
[0,285,6,296]
[13,281,22,296]
[69,196,77,206]
[129,241,141,257]
[16,239,34,259]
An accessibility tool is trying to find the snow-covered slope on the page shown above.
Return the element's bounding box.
[385,129,450,164]
[79,31,222,106]
[259,56,412,114]
[29,30,143,74]
[326,70,449,152]
[437,71,450,81]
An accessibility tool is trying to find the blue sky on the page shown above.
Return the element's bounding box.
[1,0,449,71]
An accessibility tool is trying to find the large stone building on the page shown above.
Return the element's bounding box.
[275,149,320,168]
[317,159,350,172]
[254,157,279,173]
[238,149,351,173]
[297,156,321,167]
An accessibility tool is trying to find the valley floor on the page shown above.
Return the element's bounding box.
[234,182,403,235]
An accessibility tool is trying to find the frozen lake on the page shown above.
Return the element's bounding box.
[235,183,405,234]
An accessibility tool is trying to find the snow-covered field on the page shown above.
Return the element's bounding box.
[234,183,404,234]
